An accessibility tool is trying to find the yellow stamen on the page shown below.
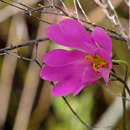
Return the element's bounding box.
[84,54,108,72]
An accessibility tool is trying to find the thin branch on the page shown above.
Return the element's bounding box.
[0,0,128,42]
[62,96,92,129]
[40,4,129,42]
[0,0,27,11]
[113,60,129,129]
[5,51,35,62]
[106,88,130,102]
[0,0,52,25]
[122,60,128,129]
[110,72,130,96]
[10,0,34,10]
[34,58,42,68]
[94,0,129,47]
[0,37,49,54]
[62,96,113,129]
[76,0,90,22]
[50,82,92,129]
[107,0,128,37]
[59,0,70,14]
[122,82,127,130]
[73,0,80,21]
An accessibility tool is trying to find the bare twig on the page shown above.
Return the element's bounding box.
[0,0,128,43]
[62,96,92,130]
[73,0,79,21]
[62,96,113,129]
[94,0,129,47]
[0,0,27,11]
[76,0,90,22]
[107,0,128,36]
[5,51,34,62]
[122,60,128,129]
[13,1,57,128]
[112,60,129,129]
[0,37,49,54]
[0,0,52,24]
[110,72,130,96]
[59,0,70,14]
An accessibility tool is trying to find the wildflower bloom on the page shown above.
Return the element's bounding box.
[40,19,112,97]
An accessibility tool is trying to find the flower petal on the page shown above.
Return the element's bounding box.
[40,65,77,81]
[41,59,88,82]
[52,77,83,97]
[43,49,87,67]
[98,68,110,86]
[92,27,112,57]
[73,85,85,96]
[73,64,100,96]
[82,64,101,84]
[45,19,96,54]
[94,48,112,86]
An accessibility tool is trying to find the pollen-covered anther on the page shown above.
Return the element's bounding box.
[84,54,108,72]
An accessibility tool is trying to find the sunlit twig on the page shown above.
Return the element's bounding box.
[59,0,70,14]
[76,0,90,22]
[94,0,129,48]
[73,0,79,21]
[0,0,128,43]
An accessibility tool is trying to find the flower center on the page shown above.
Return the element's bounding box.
[84,54,108,72]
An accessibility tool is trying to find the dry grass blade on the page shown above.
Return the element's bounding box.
[124,0,130,6]
[0,0,39,23]
[13,4,57,129]
[27,81,52,130]
[93,86,130,130]
[76,0,90,22]
[0,14,29,129]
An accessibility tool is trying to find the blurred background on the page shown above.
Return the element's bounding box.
[0,0,129,130]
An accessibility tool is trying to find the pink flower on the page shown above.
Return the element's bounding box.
[40,19,112,97]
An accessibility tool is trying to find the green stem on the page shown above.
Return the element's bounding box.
[62,96,92,130]
[122,86,126,130]
[50,82,92,129]
[112,59,128,130]
[110,72,130,96]
[122,62,128,130]
[112,60,128,67]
